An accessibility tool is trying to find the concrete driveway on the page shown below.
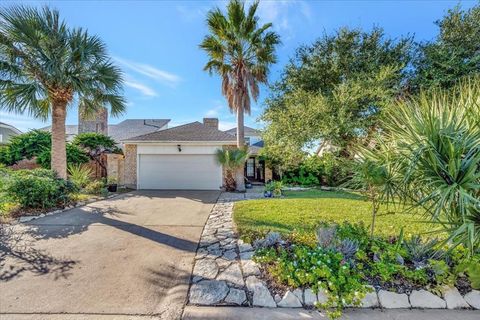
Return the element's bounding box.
[0,190,219,320]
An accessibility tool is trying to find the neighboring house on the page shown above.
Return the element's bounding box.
[224,126,272,183]
[40,119,171,143]
[0,122,22,145]
[122,118,237,190]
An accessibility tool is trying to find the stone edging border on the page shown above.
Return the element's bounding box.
[187,192,480,310]
[14,193,121,224]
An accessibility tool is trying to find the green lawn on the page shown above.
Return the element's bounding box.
[234,188,438,245]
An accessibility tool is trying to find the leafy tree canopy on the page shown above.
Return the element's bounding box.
[411,4,480,91]
[261,27,413,168]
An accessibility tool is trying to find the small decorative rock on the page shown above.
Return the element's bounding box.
[246,276,276,308]
[443,287,469,309]
[304,288,318,306]
[192,259,218,279]
[189,280,229,305]
[19,216,34,223]
[464,290,480,309]
[410,290,446,309]
[378,290,410,309]
[274,294,281,303]
[224,288,247,305]
[278,290,303,308]
[241,259,261,277]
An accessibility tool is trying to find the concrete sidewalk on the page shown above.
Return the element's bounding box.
[182,306,479,320]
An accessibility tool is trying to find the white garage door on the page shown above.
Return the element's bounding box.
[138,154,222,190]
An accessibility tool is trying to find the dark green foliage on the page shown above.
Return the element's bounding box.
[72,133,120,153]
[411,4,480,91]
[261,27,413,165]
[3,169,78,209]
[36,143,89,169]
[0,130,50,165]
[0,130,89,168]
[282,154,353,187]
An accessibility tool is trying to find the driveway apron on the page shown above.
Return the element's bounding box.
[0,190,219,320]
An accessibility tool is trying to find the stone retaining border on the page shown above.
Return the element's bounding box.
[188,192,480,310]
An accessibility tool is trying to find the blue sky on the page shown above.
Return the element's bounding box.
[0,0,476,132]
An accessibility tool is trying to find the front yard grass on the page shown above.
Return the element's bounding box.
[234,188,438,245]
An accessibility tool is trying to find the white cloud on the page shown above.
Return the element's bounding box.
[114,57,181,87]
[124,77,158,97]
[255,0,312,36]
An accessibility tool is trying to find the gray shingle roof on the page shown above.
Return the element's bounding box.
[225,126,261,136]
[124,121,236,142]
[40,119,170,142]
[109,119,169,142]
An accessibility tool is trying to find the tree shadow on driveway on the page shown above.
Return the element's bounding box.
[0,225,77,281]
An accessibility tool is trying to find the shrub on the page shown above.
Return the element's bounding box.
[0,130,89,169]
[4,169,78,209]
[253,222,480,319]
[68,164,93,189]
[84,179,106,195]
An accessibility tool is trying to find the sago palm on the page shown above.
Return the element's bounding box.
[200,0,280,191]
[216,148,248,192]
[0,6,125,179]
[386,77,480,255]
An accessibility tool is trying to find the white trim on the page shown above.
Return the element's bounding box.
[0,123,22,134]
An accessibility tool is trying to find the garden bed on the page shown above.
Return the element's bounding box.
[229,189,479,318]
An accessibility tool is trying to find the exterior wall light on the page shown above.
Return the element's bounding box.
[177,144,182,152]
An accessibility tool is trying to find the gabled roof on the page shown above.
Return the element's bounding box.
[225,126,261,136]
[124,121,236,142]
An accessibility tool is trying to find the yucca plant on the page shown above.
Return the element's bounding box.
[215,148,248,191]
[67,164,93,189]
[385,77,480,255]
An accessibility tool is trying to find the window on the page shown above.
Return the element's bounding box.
[244,137,251,145]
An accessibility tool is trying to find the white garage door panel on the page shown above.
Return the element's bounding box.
[138,154,222,190]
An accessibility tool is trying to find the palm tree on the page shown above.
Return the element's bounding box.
[200,0,280,191]
[216,148,248,192]
[0,6,125,179]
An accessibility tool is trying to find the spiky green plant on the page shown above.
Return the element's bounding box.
[386,77,480,255]
[67,164,93,189]
[215,148,248,191]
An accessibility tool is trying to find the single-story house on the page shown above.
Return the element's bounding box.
[0,122,22,145]
[122,118,237,190]
[120,120,273,190]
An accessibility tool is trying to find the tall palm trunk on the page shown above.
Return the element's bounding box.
[235,105,246,192]
[51,100,67,179]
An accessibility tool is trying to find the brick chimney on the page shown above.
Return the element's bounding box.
[203,118,219,130]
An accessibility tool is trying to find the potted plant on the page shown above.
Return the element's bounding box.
[264,182,274,198]
[106,177,117,192]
